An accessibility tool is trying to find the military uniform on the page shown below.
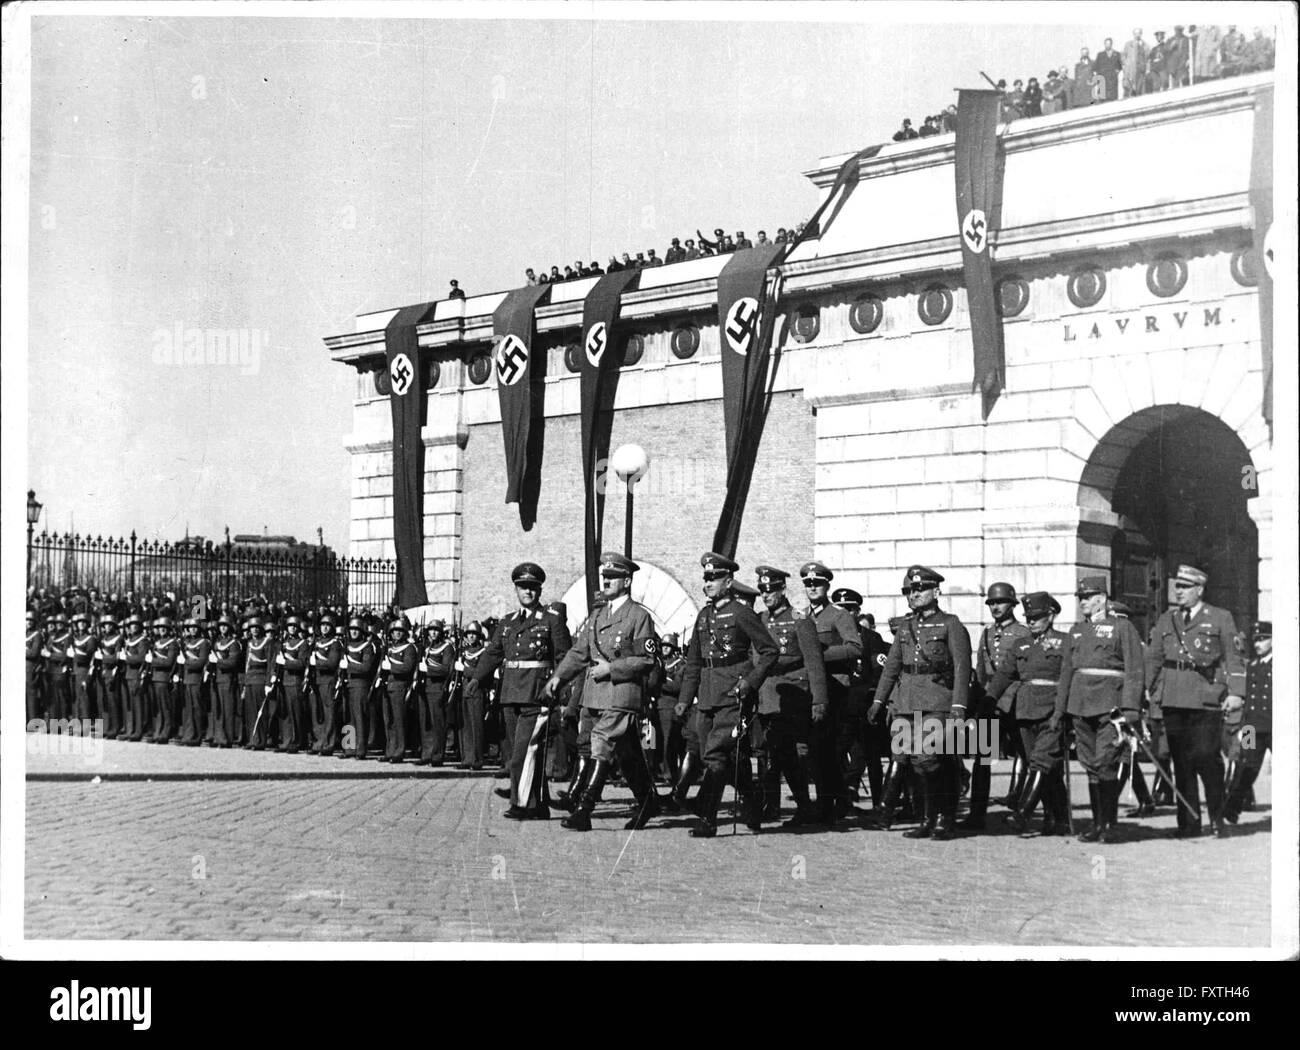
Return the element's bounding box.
[211,623,242,748]
[470,564,574,817]
[1144,565,1246,837]
[455,627,489,768]
[418,627,454,765]
[1053,576,1144,841]
[833,588,887,810]
[121,620,150,741]
[342,622,378,758]
[276,621,310,753]
[45,617,73,721]
[308,621,345,755]
[871,566,972,839]
[241,626,278,749]
[149,621,182,743]
[1225,623,1271,822]
[178,622,211,745]
[26,616,45,722]
[96,620,125,738]
[381,622,420,763]
[655,638,686,782]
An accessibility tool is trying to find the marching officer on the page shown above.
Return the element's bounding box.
[988,592,1070,835]
[380,617,420,763]
[26,610,45,723]
[755,566,830,829]
[800,561,863,823]
[210,615,242,748]
[44,612,73,721]
[655,633,686,784]
[455,621,489,769]
[276,616,311,753]
[241,617,278,749]
[468,564,573,819]
[1050,576,1144,843]
[1144,565,1245,838]
[308,614,345,755]
[121,614,150,741]
[963,582,1033,830]
[177,617,211,746]
[547,552,660,831]
[341,617,378,758]
[149,617,182,744]
[675,553,779,837]
[1224,621,1271,823]
[554,596,606,812]
[870,566,972,840]
[418,621,455,766]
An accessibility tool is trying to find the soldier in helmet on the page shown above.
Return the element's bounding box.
[869,566,972,840]
[380,617,419,763]
[418,620,454,766]
[177,617,211,746]
[455,621,489,769]
[149,617,182,744]
[308,614,345,755]
[276,615,310,753]
[340,617,378,758]
[44,612,73,721]
[210,615,242,748]
[120,614,149,741]
[467,563,573,819]
[26,609,45,723]
[240,617,278,749]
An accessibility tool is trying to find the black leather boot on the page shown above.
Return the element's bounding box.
[689,772,722,838]
[903,770,937,839]
[759,756,782,820]
[1007,768,1045,834]
[562,758,610,832]
[556,755,591,812]
[872,760,907,829]
[958,759,989,831]
[1078,783,1104,842]
[663,751,701,814]
[933,762,959,840]
[623,752,662,831]
[782,753,819,828]
[1097,779,1121,843]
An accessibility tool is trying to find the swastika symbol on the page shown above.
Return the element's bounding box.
[389,352,414,396]
[725,297,760,355]
[962,208,988,254]
[585,322,607,367]
[495,335,529,386]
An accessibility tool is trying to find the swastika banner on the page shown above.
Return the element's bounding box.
[1249,84,1273,432]
[385,301,439,608]
[492,283,552,504]
[955,88,1005,417]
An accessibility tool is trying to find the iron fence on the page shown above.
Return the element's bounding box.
[27,531,395,613]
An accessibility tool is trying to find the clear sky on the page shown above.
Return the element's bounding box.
[20,2,1279,549]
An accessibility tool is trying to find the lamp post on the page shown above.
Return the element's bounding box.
[610,444,650,559]
[26,489,43,589]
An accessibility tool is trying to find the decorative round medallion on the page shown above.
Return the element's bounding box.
[467,351,492,385]
[1230,245,1260,288]
[564,342,581,374]
[917,283,953,326]
[1066,265,1107,308]
[622,333,644,366]
[793,304,820,343]
[372,364,392,396]
[996,275,1030,318]
[671,324,699,360]
[1146,253,1188,298]
[848,294,883,334]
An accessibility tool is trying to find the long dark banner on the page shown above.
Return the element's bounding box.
[492,284,552,504]
[954,88,1005,418]
[385,301,439,608]
[1249,84,1274,431]
[579,269,640,602]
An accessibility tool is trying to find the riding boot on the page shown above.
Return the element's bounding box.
[873,760,908,829]
[1004,754,1030,809]
[557,755,591,812]
[689,771,723,838]
[1126,760,1155,817]
[782,752,820,828]
[958,759,990,830]
[998,754,1021,808]
[759,755,782,820]
[903,769,937,839]
[1038,773,1062,836]
[933,760,959,839]
[664,751,702,814]
[561,758,610,832]
[1098,779,1122,843]
[1078,782,1103,842]
[623,750,662,830]
[1007,768,1045,833]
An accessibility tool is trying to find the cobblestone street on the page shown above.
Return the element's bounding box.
[23,741,1272,948]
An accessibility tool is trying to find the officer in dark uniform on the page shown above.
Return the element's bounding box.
[963,582,1033,830]
[276,616,310,753]
[1224,621,1270,823]
[754,566,830,829]
[832,586,886,810]
[210,615,241,748]
[799,561,863,823]
[177,617,210,746]
[379,617,419,763]
[44,612,73,721]
[455,621,489,769]
[96,614,123,737]
[1144,565,1245,838]
[26,610,45,723]
[989,592,1070,834]
[68,612,99,723]
[418,620,454,765]
[675,553,779,837]
[120,614,149,741]
[469,563,573,819]
[306,614,344,755]
[655,633,686,784]
[149,617,182,744]
[340,617,377,758]
[869,566,972,840]
[1050,576,1144,843]
[241,617,277,749]
[548,552,660,831]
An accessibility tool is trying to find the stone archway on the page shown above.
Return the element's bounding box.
[560,560,700,640]
[1077,405,1259,637]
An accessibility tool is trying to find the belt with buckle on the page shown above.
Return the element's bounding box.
[1076,668,1125,678]
[505,660,553,670]
[1026,678,1059,686]
[1162,660,1206,672]
[704,654,747,668]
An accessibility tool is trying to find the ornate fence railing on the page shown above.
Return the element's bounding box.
[27,531,396,612]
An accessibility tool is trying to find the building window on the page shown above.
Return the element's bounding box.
[1230,245,1261,287]
[917,283,953,326]
[372,363,392,396]
[622,332,645,366]
[1066,266,1107,308]
[467,351,492,385]
[996,276,1030,318]
[793,304,820,343]
[564,342,581,374]
[848,294,883,334]
[1146,253,1188,298]
[671,324,700,359]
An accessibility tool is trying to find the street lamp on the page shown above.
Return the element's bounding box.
[27,489,43,589]
[610,444,650,559]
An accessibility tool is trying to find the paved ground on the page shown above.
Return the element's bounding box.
[23,741,1272,947]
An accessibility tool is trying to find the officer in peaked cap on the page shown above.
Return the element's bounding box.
[830,586,888,813]
[671,552,779,837]
[1050,575,1144,843]
[964,582,1033,830]
[799,559,863,825]
[750,564,830,829]
[469,563,573,819]
[654,632,687,784]
[1225,621,1271,823]
[869,566,971,839]
[1145,564,1245,838]
[547,551,660,831]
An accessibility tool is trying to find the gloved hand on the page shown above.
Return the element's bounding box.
[543,676,560,700]
[1223,695,1244,714]
[811,702,827,724]
[673,701,687,719]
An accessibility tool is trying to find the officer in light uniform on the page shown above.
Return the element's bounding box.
[870,566,972,840]
[177,617,211,746]
[469,563,574,819]
[210,615,242,748]
[341,617,378,758]
[547,553,660,831]
[1225,621,1270,823]
[455,622,489,769]
[418,621,454,766]
[1144,565,1245,838]
[554,596,607,811]
[1050,576,1144,843]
